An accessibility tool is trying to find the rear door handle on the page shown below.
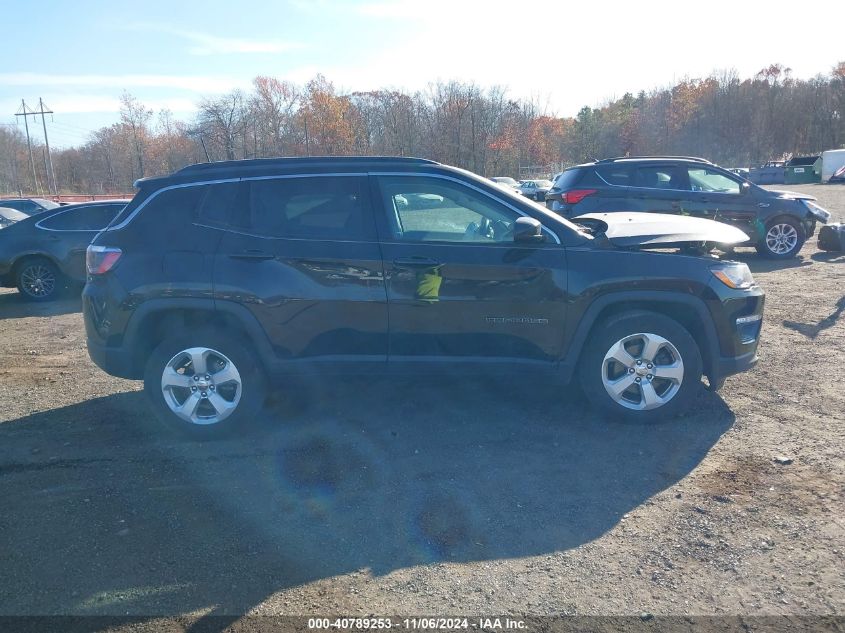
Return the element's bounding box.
[229,250,274,261]
[393,257,440,268]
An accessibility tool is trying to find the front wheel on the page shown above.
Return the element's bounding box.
[143,330,266,439]
[580,311,703,422]
[756,218,805,259]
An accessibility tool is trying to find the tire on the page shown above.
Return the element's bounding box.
[579,311,703,422]
[756,217,806,259]
[16,257,61,302]
[143,329,267,439]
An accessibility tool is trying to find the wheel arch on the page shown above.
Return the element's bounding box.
[561,291,718,384]
[11,252,63,277]
[761,212,809,237]
[123,299,276,378]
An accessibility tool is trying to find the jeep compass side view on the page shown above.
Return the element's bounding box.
[83,157,764,437]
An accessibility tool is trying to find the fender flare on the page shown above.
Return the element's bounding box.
[123,298,277,372]
[559,290,720,382]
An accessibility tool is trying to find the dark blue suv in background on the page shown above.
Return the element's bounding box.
[545,156,832,258]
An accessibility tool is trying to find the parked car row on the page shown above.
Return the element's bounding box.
[0,199,129,300]
[487,177,556,202]
[0,197,61,216]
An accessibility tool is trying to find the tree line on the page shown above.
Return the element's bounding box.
[1,62,843,196]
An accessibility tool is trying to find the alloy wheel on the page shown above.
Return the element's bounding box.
[765,223,798,255]
[160,347,242,425]
[600,332,684,411]
[20,264,56,299]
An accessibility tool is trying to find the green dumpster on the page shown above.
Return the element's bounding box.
[785,156,822,184]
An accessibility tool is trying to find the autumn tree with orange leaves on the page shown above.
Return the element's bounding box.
[2,61,843,195]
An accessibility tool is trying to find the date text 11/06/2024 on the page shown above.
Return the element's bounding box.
[307,618,527,630]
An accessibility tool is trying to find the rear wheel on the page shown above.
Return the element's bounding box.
[580,311,703,422]
[16,257,61,302]
[756,218,805,259]
[143,329,266,439]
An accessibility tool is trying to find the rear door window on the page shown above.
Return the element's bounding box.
[634,166,685,190]
[246,176,375,240]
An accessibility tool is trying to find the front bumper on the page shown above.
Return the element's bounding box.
[716,349,758,378]
[707,349,758,391]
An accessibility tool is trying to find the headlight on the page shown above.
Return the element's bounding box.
[802,200,831,223]
[711,263,755,289]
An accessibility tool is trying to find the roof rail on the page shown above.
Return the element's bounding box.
[596,155,713,165]
[176,155,438,174]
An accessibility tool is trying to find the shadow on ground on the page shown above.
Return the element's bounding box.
[729,250,813,273]
[783,295,845,339]
[0,376,734,628]
[810,251,845,263]
[0,288,81,319]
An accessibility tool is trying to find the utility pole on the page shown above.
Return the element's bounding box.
[199,135,211,162]
[14,99,41,195]
[37,98,57,197]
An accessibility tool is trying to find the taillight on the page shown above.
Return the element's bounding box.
[86,245,122,274]
[562,189,597,204]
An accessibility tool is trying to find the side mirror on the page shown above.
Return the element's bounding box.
[741,181,752,195]
[513,216,545,243]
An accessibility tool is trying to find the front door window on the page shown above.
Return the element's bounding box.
[378,176,520,243]
[687,168,741,194]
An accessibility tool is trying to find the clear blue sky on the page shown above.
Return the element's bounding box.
[1,0,843,148]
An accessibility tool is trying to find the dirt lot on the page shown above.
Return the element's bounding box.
[1,184,843,625]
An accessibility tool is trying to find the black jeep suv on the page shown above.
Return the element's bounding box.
[83,157,764,437]
[545,156,832,259]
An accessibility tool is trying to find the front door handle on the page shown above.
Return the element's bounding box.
[393,257,440,268]
[229,250,274,261]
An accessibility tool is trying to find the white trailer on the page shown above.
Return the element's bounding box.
[821,149,845,182]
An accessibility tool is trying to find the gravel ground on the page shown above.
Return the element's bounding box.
[0,184,843,626]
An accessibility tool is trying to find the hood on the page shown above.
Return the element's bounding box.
[574,212,749,248]
[766,189,816,201]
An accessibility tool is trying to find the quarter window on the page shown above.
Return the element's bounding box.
[378,176,519,243]
[39,204,125,231]
[247,177,374,240]
[197,182,241,224]
[595,166,632,186]
[134,186,206,236]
